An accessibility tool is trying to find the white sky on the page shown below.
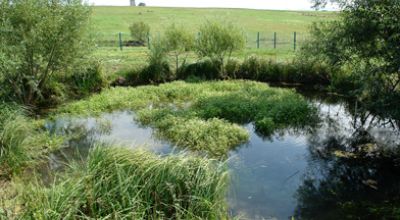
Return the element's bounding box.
[88,0,337,11]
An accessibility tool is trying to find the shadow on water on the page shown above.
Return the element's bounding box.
[43,88,400,220]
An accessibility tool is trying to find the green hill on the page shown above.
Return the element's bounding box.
[91,6,336,74]
[92,6,336,37]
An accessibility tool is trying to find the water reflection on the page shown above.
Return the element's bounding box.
[294,99,400,219]
[227,94,400,219]
[45,111,172,169]
[43,93,400,220]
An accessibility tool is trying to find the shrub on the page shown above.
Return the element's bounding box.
[0,0,92,107]
[68,61,107,96]
[224,59,241,79]
[196,21,245,75]
[163,24,195,72]
[237,56,264,80]
[129,21,150,45]
[177,58,221,80]
[140,37,173,84]
[225,56,333,85]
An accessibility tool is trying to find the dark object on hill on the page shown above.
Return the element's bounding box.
[138,2,146,6]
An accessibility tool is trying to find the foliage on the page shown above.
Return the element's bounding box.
[128,21,150,44]
[57,80,317,156]
[19,146,229,219]
[176,55,332,85]
[0,0,92,107]
[67,61,107,97]
[0,103,61,178]
[177,58,222,80]
[303,0,400,118]
[163,24,195,72]
[139,36,173,84]
[137,110,249,157]
[196,21,245,75]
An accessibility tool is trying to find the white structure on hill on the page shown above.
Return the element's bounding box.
[130,0,136,6]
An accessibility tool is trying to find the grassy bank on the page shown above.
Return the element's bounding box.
[58,80,317,157]
[0,104,62,179]
[9,146,228,219]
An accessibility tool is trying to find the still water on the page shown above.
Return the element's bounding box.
[46,91,400,220]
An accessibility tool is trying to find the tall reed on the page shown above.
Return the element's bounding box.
[20,146,229,219]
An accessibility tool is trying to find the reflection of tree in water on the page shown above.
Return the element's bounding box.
[46,118,112,167]
[295,105,400,219]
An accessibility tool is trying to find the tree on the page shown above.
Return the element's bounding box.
[163,24,194,72]
[129,21,150,45]
[302,0,400,118]
[0,0,92,107]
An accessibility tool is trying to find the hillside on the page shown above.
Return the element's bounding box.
[92,6,336,38]
[91,6,337,74]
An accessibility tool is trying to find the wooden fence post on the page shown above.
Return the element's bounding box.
[294,32,297,51]
[118,32,123,51]
[147,34,150,49]
[257,32,260,49]
[274,32,277,49]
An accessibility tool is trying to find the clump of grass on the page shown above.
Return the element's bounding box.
[58,80,317,156]
[137,109,249,157]
[19,146,229,219]
[0,104,63,178]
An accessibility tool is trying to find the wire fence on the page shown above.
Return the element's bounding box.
[95,32,309,51]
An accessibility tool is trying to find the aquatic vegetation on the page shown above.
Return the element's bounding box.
[58,80,317,156]
[0,104,62,178]
[19,146,228,219]
[137,110,249,157]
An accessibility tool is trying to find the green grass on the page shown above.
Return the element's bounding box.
[95,47,297,77]
[57,80,317,157]
[18,146,229,219]
[0,104,62,178]
[92,6,336,38]
[91,6,337,75]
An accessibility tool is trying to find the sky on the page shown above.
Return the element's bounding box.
[88,0,338,11]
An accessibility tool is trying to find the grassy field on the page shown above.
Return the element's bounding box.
[92,6,336,37]
[91,6,336,76]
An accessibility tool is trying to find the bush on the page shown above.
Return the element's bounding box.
[163,24,195,72]
[196,21,245,75]
[68,61,107,96]
[226,56,332,85]
[224,59,241,79]
[177,58,222,80]
[0,0,92,107]
[139,37,173,84]
[129,21,150,45]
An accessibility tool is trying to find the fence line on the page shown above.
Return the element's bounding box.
[95,31,309,51]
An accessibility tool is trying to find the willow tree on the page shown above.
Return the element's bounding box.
[0,0,92,107]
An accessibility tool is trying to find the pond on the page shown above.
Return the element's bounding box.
[45,88,400,220]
